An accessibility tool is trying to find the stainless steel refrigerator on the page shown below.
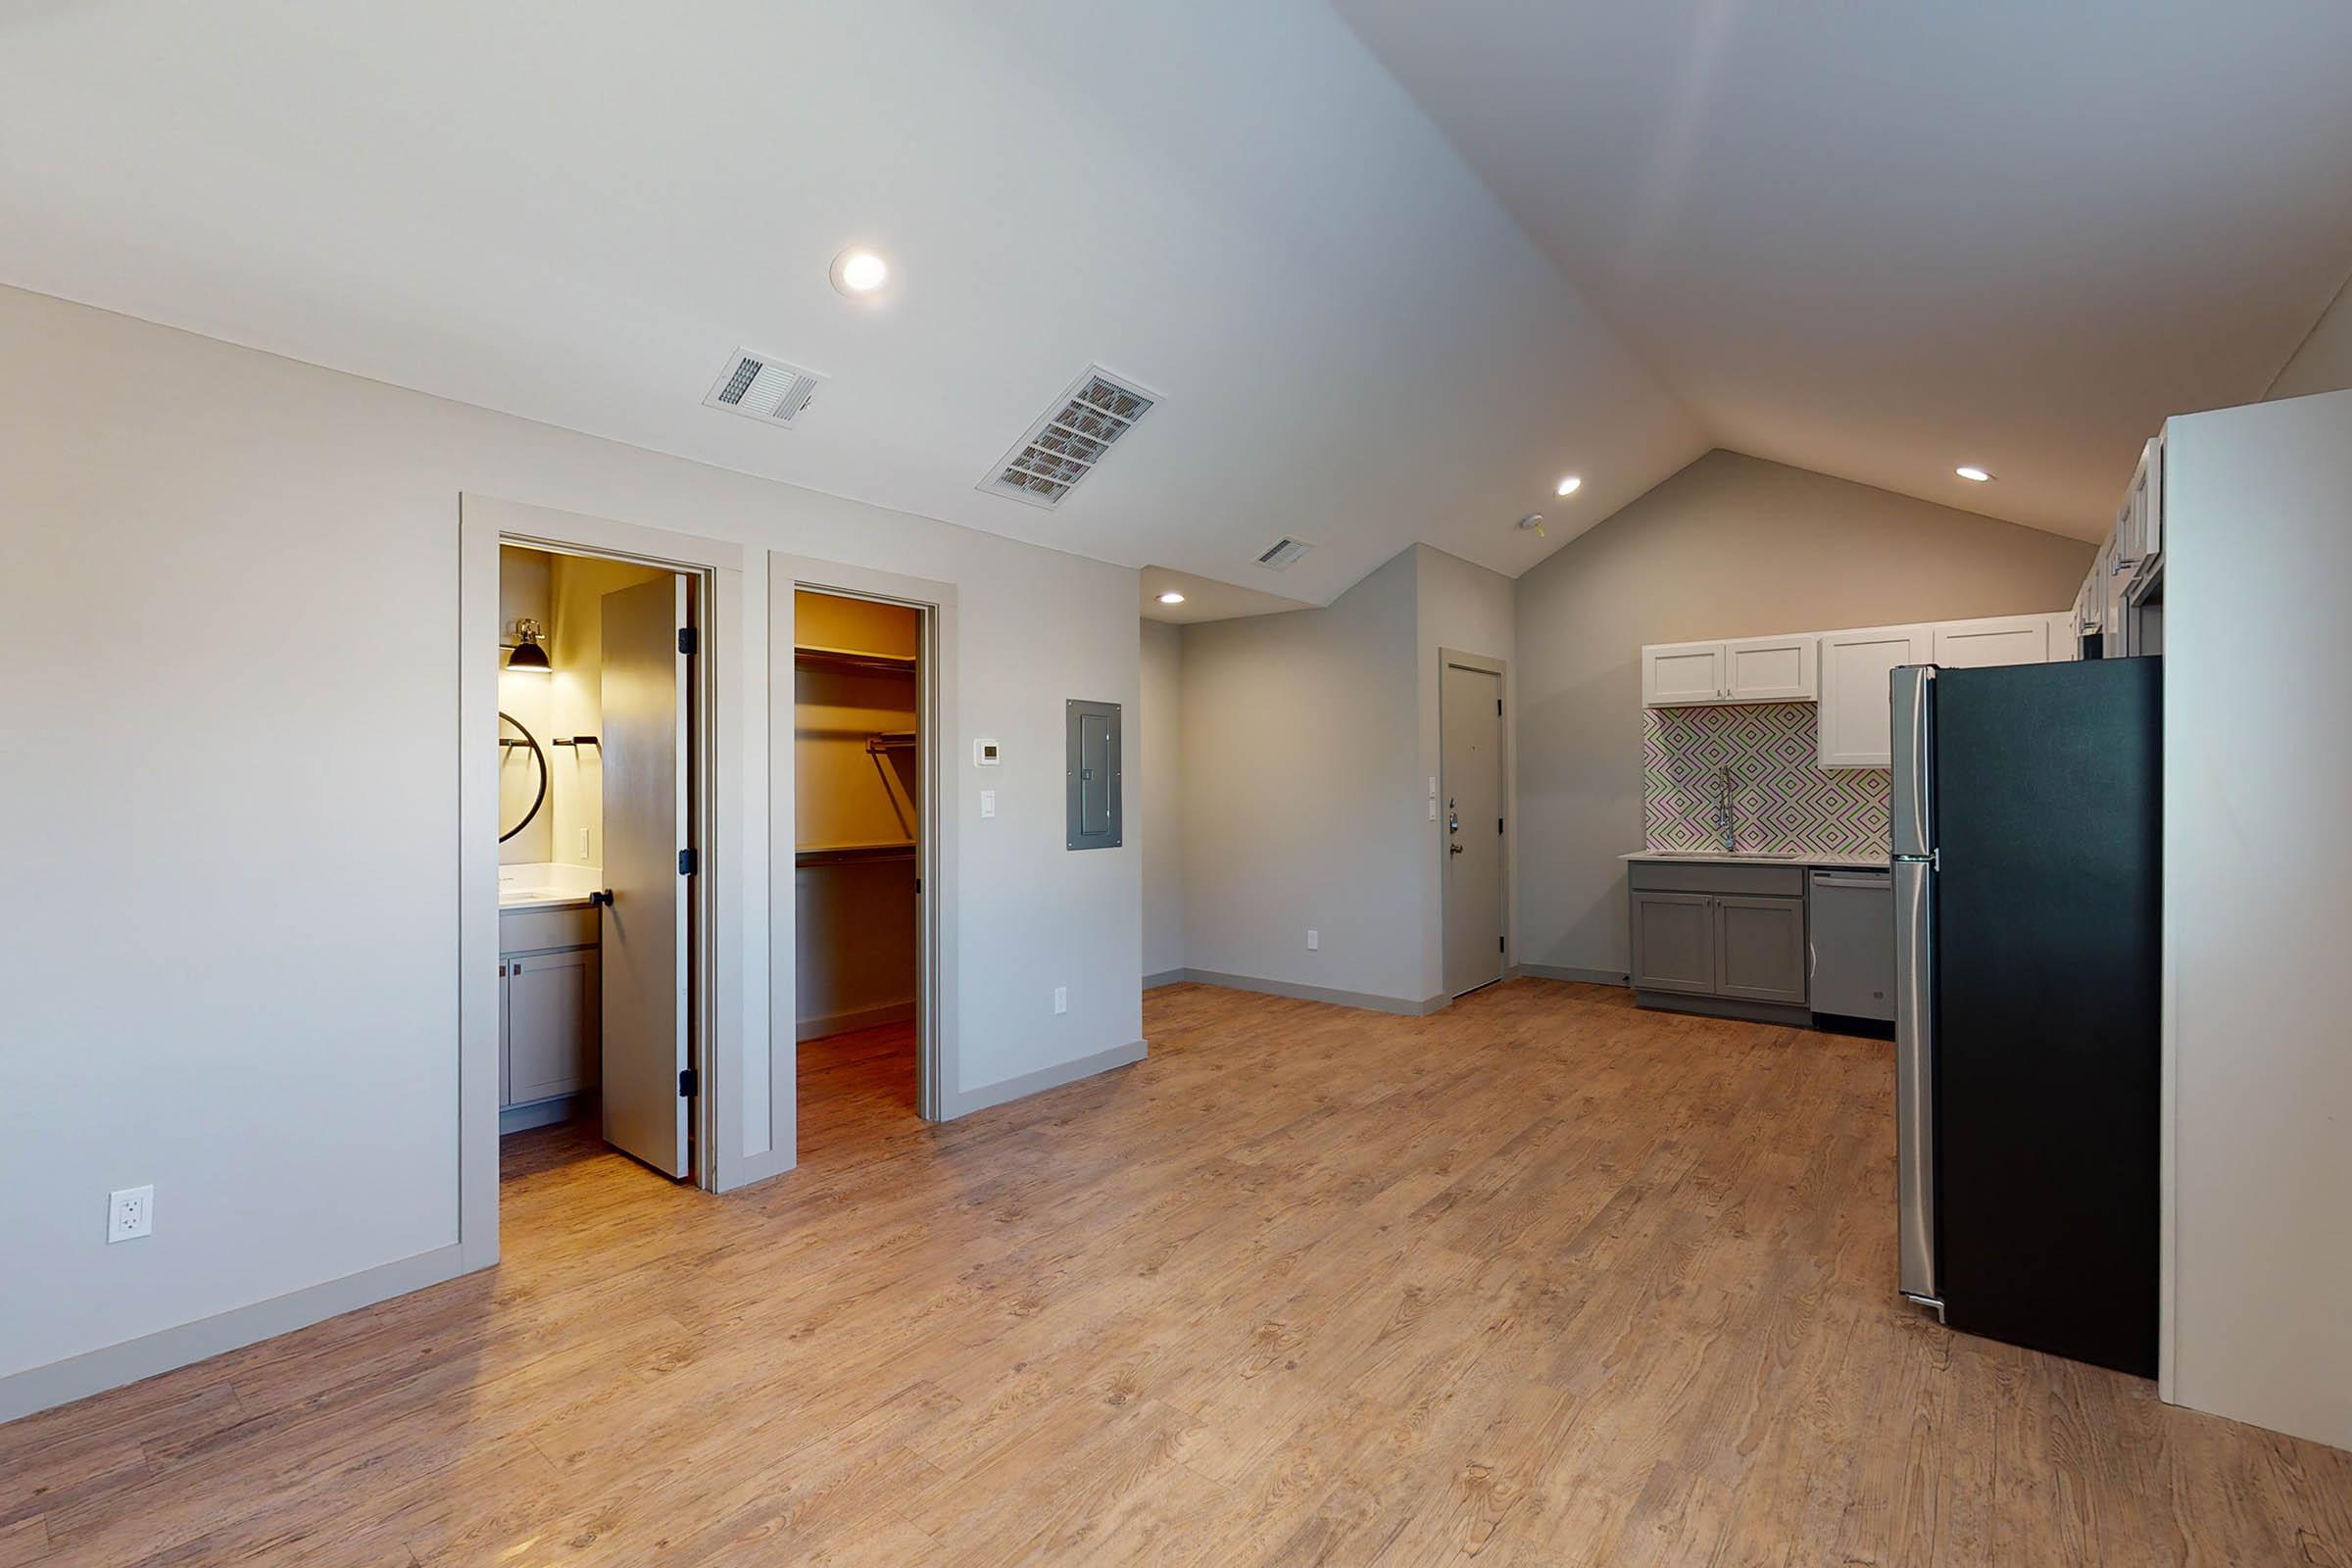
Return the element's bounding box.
[1891,658,2162,1376]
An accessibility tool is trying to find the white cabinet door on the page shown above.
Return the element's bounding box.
[507,947,599,1105]
[1932,614,2052,669]
[1642,641,1726,707]
[1724,635,1817,702]
[2043,611,2080,662]
[1818,625,1931,767]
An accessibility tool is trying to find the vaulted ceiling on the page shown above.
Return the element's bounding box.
[3,3,2345,599]
[1331,0,2352,541]
[0,0,1700,605]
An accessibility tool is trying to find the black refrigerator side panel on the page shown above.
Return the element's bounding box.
[1932,658,2161,1376]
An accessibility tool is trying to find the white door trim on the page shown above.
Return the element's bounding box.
[461,495,773,1274]
[771,556,959,1149]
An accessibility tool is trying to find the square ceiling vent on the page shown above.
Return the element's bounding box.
[981,366,1159,509]
[703,348,825,427]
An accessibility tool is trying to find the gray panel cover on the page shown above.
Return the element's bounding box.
[1065,699,1122,851]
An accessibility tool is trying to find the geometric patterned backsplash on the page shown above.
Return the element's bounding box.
[1642,703,1891,858]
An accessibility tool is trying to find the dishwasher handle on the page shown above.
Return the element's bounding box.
[1813,872,1891,889]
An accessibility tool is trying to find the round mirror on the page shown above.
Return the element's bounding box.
[499,710,548,844]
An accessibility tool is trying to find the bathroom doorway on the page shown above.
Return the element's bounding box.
[493,541,710,1185]
[792,588,929,1149]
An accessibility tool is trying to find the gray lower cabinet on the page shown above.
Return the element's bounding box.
[1631,891,1718,994]
[1629,861,1809,1016]
[498,945,600,1112]
[1714,895,1808,1004]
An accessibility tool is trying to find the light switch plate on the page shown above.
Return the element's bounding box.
[1306,929,1318,951]
[980,789,996,819]
[1053,986,1068,1015]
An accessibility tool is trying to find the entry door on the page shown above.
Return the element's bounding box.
[1442,661,1504,996]
[601,576,691,1177]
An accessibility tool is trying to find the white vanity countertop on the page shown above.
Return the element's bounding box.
[498,862,603,910]
[1621,849,1891,869]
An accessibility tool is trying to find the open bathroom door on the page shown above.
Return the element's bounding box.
[600,575,691,1178]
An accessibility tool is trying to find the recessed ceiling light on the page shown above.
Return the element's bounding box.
[1555,475,1583,497]
[1955,465,1993,482]
[829,247,890,297]
[1156,591,1186,605]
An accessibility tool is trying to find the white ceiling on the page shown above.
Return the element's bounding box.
[0,0,1702,605]
[1138,565,1311,626]
[1332,0,2352,541]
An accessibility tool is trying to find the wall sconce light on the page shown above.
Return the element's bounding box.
[506,617,551,672]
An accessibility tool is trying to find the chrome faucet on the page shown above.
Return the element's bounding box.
[1714,764,1737,854]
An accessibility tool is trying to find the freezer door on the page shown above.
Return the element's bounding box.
[1892,856,1936,1305]
[1931,658,2161,1376]
[1889,664,1935,858]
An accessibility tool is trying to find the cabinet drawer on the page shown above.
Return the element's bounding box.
[500,905,597,954]
[1628,861,1805,898]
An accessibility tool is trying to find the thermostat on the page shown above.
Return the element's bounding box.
[973,738,1002,767]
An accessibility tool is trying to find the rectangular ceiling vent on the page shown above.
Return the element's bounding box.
[981,366,1159,509]
[703,348,825,427]
[1255,536,1313,571]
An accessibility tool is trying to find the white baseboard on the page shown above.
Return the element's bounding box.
[1519,963,1631,987]
[0,1242,474,1425]
[1175,967,1448,1016]
[796,1000,915,1041]
[1142,968,1189,990]
[939,1038,1148,1120]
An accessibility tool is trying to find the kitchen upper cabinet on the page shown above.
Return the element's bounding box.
[1933,614,2053,669]
[1817,625,1931,767]
[1723,635,1817,701]
[1642,641,1727,706]
[1642,635,1817,706]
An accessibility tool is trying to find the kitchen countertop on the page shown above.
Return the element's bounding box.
[1621,849,1891,869]
[498,890,598,910]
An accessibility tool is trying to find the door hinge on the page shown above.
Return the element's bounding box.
[678,848,699,875]
[1497,817,1504,834]
[1496,698,1502,716]
[678,1068,699,1098]
[677,626,699,656]
[1498,936,1506,953]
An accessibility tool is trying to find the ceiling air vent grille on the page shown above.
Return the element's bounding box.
[703,349,825,427]
[1255,537,1312,570]
[980,366,1159,509]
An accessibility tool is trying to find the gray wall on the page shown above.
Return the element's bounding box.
[1140,618,1184,981]
[2164,386,2352,1448]
[1180,549,1426,1004]
[1514,449,2093,978]
[0,283,1142,1396]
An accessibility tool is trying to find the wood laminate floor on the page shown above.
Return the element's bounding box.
[4,981,2347,1565]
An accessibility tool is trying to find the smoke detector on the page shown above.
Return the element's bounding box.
[703,349,826,427]
[981,366,1159,509]
[1254,537,1313,571]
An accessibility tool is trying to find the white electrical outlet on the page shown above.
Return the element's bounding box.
[1427,799,1437,820]
[1306,929,1319,951]
[579,827,591,860]
[108,1185,153,1244]
[1053,986,1068,1015]
[980,789,996,819]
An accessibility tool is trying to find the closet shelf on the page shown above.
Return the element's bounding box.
[795,841,917,867]
[865,731,917,754]
[795,644,915,675]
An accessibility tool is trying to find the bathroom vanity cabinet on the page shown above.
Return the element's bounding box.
[498,903,600,1131]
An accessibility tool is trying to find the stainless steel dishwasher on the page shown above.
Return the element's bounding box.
[1809,866,1895,1023]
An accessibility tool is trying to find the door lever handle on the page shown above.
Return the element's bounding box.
[1449,843,1464,857]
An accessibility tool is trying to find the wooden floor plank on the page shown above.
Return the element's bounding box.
[6,985,2348,1565]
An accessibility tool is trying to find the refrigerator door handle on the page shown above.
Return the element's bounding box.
[1890,665,1936,858]
[1893,855,1938,1310]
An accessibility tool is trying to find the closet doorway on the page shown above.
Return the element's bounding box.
[793,589,931,1147]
